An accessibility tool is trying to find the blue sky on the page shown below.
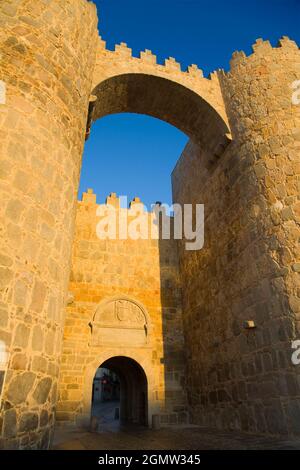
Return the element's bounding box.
[79,0,299,208]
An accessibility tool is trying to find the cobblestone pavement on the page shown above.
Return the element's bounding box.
[53,425,300,450]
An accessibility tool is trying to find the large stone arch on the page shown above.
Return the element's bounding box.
[88,38,232,159]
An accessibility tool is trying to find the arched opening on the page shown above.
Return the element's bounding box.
[69,69,231,433]
[91,356,148,431]
[82,72,231,205]
[81,112,187,207]
[90,73,230,157]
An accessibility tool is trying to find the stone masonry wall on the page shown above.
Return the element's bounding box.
[57,191,187,428]
[1,0,299,448]
[172,37,300,436]
[0,0,98,449]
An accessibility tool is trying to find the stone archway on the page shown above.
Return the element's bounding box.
[0,3,234,444]
[90,73,230,158]
[92,356,148,427]
[88,38,232,162]
[1,0,299,450]
[81,349,158,429]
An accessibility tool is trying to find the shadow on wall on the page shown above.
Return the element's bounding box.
[158,218,189,426]
[0,340,9,402]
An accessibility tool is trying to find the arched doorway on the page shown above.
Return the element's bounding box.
[91,356,148,429]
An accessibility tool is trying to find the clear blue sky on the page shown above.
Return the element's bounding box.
[80,0,299,208]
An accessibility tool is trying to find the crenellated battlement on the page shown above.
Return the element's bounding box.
[80,190,169,216]
[95,36,205,78]
[94,34,299,86]
[228,36,299,70]
[91,35,229,141]
[80,189,144,210]
[2,0,300,448]
[91,34,299,143]
[92,35,209,93]
[89,34,299,174]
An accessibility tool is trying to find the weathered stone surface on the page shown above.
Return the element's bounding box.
[33,377,52,405]
[0,267,13,288]
[265,403,287,435]
[172,37,300,436]
[0,0,299,450]
[286,401,300,434]
[13,323,30,349]
[57,194,186,427]
[6,372,36,405]
[11,353,27,371]
[0,306,8,328]
[39,410,48,428]
[29,281,47,314]
[19,413,38,433]
[31,325,44,352]
[31,356,47,374]
[3,409,17,438]
[0,0,98,448]
[0,372,5,396]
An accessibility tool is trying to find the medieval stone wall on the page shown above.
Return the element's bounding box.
[0,0,299,450]
[56,191,187,428]
[0,0,99,449]
[172,38,300,436]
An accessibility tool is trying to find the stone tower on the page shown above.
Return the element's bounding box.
[0,0,99,448]
[0,0,299,449]
[173,37,300,434]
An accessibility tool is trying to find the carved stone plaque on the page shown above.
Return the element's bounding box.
[91,298,148,346]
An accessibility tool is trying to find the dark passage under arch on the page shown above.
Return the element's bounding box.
[91,356,148,429]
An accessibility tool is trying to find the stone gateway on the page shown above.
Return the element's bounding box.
[0,0,299,449]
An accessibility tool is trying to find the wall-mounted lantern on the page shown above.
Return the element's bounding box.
[244,320,256,329]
